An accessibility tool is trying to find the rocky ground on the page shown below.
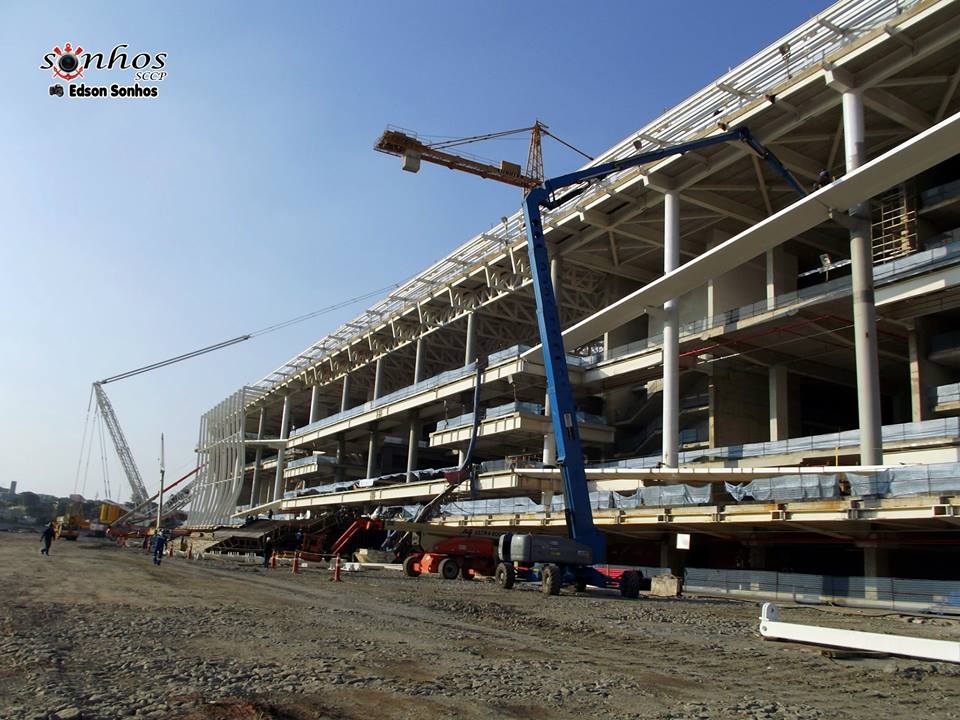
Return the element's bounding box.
[1,533,958,720]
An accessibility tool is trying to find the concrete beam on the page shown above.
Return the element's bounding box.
[524,111,960,357]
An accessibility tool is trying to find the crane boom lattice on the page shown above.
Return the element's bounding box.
[93,383,150,505]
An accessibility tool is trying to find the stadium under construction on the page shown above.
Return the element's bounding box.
[186,0,960,593]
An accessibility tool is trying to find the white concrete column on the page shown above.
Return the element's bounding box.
[863,544,890,600]
[405,410,420,482]
[908,324,924,422]
[662,191,680,468]
[843,88,883,465]
[542,256,562,465]
[406,340,426,482]
[372,357,385,400]
[308,385,321,425]
[272,395,291,502]
[335,433,347,483]
[413,337,426,385]
[249,406,265,507]
[366,422,380,479]
[542,392,556,465]
[464,312,477,366]
[766,246,798,311]
[769,365,789,442]
[340,374,351,413]
[366,359,386,479]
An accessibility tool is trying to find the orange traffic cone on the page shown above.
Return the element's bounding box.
[331,554,342,582]
[291,552,300,575]
[271,554,278,569]
[168,546,174,558]
[187,544,193,560]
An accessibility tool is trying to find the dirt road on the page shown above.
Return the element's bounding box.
[1,533,958,720]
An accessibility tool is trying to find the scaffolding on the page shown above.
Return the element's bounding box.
[872,184,918,263]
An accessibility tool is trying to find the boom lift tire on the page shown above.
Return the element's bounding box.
[495,562,515,589]
[620,570,641,599]
[402,556,421,577]
[439,557,460,580]
[541,564,562,596]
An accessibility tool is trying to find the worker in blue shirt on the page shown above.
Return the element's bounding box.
[152,531,167,566]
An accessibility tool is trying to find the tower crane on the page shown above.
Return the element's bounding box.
[378,122,805,596]
[374,121,592,193]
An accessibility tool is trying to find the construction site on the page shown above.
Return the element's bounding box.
[183,0,960,597]
[7,0,960,718]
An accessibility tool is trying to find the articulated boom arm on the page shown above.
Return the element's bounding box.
[524,128,805,564]
[93,383,150,505]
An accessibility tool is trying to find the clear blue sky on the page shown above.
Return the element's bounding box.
[0,1,829,500]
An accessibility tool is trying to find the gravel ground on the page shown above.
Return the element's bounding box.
[1,533,958,719]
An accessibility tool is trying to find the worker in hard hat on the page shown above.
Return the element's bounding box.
[262,535,274,567]
[152,531,167,566]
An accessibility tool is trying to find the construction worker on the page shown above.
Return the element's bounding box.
[40,522,55,556]
[152,531,167,566]
[262,535,273,567]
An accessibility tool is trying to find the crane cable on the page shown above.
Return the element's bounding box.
[97,282,399,385]
[426,124,595,161]
[73,385,95,495]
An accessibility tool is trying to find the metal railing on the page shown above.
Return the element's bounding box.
[598,418,960,469]
[592,237,960,366]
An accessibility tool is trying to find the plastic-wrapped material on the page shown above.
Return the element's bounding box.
[847,470,891,497]
[640,484,712,507]
[725,474,839,502]
[887,464,960,497]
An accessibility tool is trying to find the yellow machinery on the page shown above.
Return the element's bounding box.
[55,501,86,541]
[99,502,125,524]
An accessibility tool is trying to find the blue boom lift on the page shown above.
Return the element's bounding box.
[376,125,805,597]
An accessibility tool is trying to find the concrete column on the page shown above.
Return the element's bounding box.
[659,540,686,575]
[309,385,321,425]
[405,410,420,482]
[543,256,562,465]
[335,433,347,483]
[413,337,426,385]
[766,247,798,311]
[769,365,789,442]
[542,392,556,465]
[662,191,680,467]
[863,544,890,600]
[340,374,351,413]
[843,89,883,465]
[406,344,426,482]
[365,359,386,480]
[464,312,477,366]
[366,422,380,479]
[372,357,384,401]
[249,406,265,507]
[907,319,950,422]
[272,395,291,502]
[908,324,925,422]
